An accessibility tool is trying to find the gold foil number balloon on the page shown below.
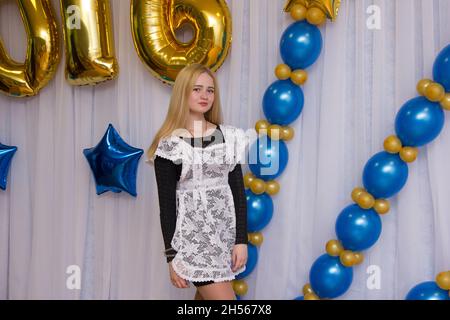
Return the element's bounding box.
[60,0,119,85]
[0,0,60,97]
[131,0,232,85]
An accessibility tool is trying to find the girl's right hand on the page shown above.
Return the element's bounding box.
[169,262,189,288]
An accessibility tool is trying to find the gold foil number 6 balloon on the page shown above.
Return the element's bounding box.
[131,0,232,85]
[0,0,60,97]
[60,0,119,85]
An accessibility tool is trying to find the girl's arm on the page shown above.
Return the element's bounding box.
[228,163,248,245]
[154,155,179,262]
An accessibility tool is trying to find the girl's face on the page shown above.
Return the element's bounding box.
[188,72,215,114]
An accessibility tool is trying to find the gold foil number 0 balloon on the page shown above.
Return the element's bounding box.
[131,0,232,85]
[0,0,60,97]
[0,0,118,97]
[60,0,119,85]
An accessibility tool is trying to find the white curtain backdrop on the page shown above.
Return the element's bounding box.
[0,0,449,300]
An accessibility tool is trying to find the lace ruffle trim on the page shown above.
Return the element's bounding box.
[152,136,183,164]
[171,256,246,283]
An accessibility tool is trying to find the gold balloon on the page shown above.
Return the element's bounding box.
[356,192,375,210]
[265,180,280,195]
[353,252,364,265]
[436,271,450,290]
[290,69,308,85]
[384,135,402,154]
[284,0,341,21]
[268,124,282,140]
[351,187,365,203]
[244,172,255,189]
[440,93,450,110]
[0,0,60,97]
[249,232,264,246]
[290,4,307,21]
[374,199,390,215]
[131,0,232,85]
[232,279,248,296]
[302,283,314,295]
[399,147,418,163]
[250,179,266,195]
[326,239,344,257]
[275,64,291,80]
[60,0,119,85]
[417,78,432,96]
[306,7,326,25]
[304,292,320,300]
[340,250,356,267]
[425,82,445,102]
[281,126,295,141]
[255,120,270,134]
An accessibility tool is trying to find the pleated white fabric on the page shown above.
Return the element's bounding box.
[0,0,449,299]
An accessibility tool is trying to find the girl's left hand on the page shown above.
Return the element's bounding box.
[231,244,248,272]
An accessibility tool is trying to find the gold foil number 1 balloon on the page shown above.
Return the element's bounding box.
[131,0,232,85]
[60,0,118,85]
[0,0,60,97]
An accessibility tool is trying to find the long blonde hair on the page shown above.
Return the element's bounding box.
[146,64,223,164]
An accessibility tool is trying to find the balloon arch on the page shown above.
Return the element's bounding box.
[233,0,450,300]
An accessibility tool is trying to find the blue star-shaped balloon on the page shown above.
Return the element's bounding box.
[0,142,17,191]
[83,124,143,197]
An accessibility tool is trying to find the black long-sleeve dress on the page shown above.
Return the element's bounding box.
[154,126,248,263]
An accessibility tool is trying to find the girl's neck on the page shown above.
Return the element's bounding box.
[186,112,208,136]
[187,111,206,123]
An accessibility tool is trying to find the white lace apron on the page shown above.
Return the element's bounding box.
[153,124,248,282]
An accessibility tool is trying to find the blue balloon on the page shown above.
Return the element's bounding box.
[335,204,382,251]
[406,281,450,300]
[294,296,304,300]
[83,124,144,197]
[0,143,17,191]
[248,136,289,181]
[246,190,274,232]
[263,80,304,126]
[236,244,258,280]
[309,254,353,299]
[280,20,323,69]
[433,44,450,91]
[395,97,444,147]
[363,151,408,199]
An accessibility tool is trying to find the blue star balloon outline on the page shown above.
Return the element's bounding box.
[0,142,17,191]
[83,124,143,197]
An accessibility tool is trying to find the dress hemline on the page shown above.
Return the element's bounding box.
[171,257,246,283]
